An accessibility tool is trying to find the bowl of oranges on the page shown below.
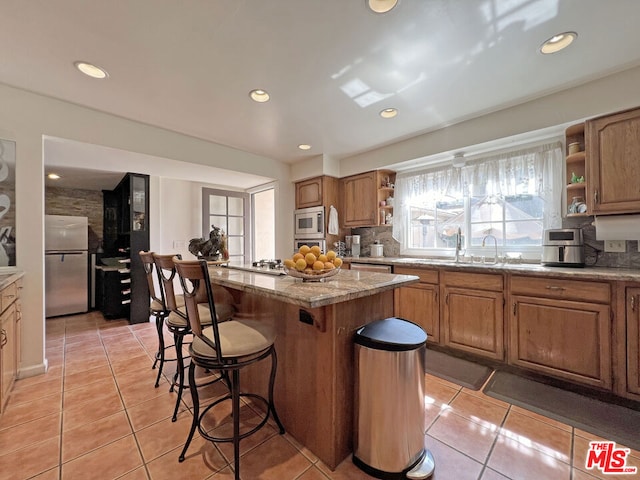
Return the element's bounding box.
[282,244,343,282]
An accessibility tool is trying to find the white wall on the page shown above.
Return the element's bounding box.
[0,82,294,378]
[339,65,640,177]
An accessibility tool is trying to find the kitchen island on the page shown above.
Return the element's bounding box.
[207,266,419,470]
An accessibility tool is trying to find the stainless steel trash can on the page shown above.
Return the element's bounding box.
[353,317,430,479]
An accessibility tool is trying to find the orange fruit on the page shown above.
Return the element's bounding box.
[292,252,304,262]
[305,252,317,265]
[312,260,325,271]
[324,262,335,270]
[299,245,311,255]
[318,254,328,263]
[295,258,307,271]
[310,245,322,256]
[326,250,337,261]
[284,259,296,268]
[333,257,343,268]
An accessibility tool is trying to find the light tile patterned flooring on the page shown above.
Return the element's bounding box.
[1,311,639,480]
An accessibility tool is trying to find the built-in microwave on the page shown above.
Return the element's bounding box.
[294,206,325,239]
[294,238,326,254]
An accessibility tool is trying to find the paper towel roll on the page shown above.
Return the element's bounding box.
[594,215,640,240]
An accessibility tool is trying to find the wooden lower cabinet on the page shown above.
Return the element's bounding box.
[0,278,20,413]
[441,271,504,360]
[394,267,439,343]
[509,276,612,389]
[627,287,640,396]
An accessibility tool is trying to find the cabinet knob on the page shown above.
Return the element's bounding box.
[632,294,637,312]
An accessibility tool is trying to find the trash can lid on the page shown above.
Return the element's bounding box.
[354,317,427,351]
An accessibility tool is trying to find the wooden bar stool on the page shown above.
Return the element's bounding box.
[153,253,235,422]
[139,251,182,388]
[173,257,285,479]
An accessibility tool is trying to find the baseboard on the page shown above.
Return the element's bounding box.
[17,358,48,379]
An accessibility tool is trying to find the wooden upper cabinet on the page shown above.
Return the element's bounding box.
[340,170,395,227]
[296,177,323,209]
[341,171,378,227]
[586,106,640,214]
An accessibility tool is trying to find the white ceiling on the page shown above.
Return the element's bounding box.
[4,0,640,186]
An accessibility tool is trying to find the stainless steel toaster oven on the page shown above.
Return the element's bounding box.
[541,228,585,267]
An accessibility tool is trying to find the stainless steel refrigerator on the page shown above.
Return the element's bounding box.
[45,215,89,317]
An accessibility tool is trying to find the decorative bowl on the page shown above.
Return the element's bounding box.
[283,266,341,282]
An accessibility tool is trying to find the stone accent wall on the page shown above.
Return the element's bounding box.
[45,186,103,253]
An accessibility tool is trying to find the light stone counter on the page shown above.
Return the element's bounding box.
[0,271,24,290]
[346,257,640,282]
[208,266,419,308]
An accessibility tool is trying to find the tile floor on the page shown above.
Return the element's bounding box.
[1,311,639,480]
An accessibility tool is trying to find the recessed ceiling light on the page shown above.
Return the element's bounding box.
[367,0,398,13]
[74,61,109,79]
[298,144,312,151]
[249,89,270,103]
[540,32,577,54]
[379,108,398,119]
[47,173,61,180]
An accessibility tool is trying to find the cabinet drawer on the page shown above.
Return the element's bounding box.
[394,267,438,284]
[441,270,503,291]
[0,283,17,313]
[510,276,610,304]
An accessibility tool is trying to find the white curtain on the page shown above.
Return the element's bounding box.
[392,142,563,244]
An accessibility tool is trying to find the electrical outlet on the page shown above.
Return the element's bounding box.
[604,240,626,253]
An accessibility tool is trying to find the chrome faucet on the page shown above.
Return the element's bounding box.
[481,234,498,264]
[455,227,462,262]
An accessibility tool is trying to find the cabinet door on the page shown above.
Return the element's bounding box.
[296,177,323,209]
[510,295,611,389]
[442,287,504,360]
[341,172,377,227]
[395,283,439,344]
[587,107,640,214]
[627,288,640,395]
[1,304,16,411]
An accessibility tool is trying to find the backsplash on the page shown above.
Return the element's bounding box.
[354,219,640,269]
[45,186,103,253]
[352,226,399,258]
[564,216,640,269]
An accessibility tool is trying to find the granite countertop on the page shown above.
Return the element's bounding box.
[207,266,419,309]
[346,256,640,282]
[0,270,25,290]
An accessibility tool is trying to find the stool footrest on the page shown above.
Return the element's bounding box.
[197,393,271,443]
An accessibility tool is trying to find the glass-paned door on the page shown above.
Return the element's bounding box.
[202,188,250,264]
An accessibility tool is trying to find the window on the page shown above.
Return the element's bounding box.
[251,186,275,261]
[202,188,250,264]
[393,142,563,260]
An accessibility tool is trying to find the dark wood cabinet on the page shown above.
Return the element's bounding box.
[101,172,149,324]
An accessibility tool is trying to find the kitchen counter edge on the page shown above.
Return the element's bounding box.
[208,267,419,309]
[345,257,640,282]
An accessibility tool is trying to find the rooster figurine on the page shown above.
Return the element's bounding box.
[188,225,225,260]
